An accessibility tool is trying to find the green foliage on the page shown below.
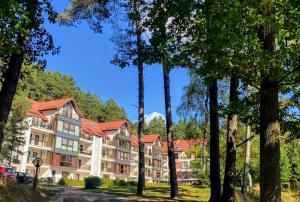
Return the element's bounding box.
[118,179,127,186]
[84,176,102,189]
[280,144,291,187]
[18,65,127,122]
[64,178,84,187]
[58,178,66,186]
[0,91,30,164]
[146,117,166,139]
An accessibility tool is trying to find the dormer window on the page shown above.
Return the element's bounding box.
[120,125,126,135]
[63,104,73,118]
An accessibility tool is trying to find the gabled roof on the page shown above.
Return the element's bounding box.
[27,98,82,122]
[144,134,160,143]
[81,118,105,137]
[162,139,205,153]
[98,120,127,131]
[174,139,205,152]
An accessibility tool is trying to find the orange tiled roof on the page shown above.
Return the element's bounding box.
[162,139,204,153]
[98,120,127,131]
[27,98,81,122]
[81,118,105,137]
[174,139,204,152]
[144,134,160,143]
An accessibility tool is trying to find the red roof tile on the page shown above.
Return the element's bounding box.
[98,120,127,131]
[27,98,81,122]
[174,139,204,152]
[81,118,105,137]
[144,134,160,143]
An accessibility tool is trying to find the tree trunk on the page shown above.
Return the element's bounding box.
[162,65,178,198]
[221,77,239,202]
[202,89,209,172]
[258,4,281,202]
[242,125,252,196]
[0,34,25,152]
[208,80,221,202]
[134,0,145,196]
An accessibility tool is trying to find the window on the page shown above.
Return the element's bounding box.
[120,165,124,174]
[148,149,152,156]
[32,116,39,126]
[27,152,30,162]
[78,159,82,167]
[34,135,39,145]
[76,174,80,180]
[60,155,72,167]
[147,170,151,177]
[175,153,179,159]
[52,170,56,177]
[33,152,37,158]
[59,138,75,151]
[62,172,69,178]
[63,105,73,118]
[80,145,83,153]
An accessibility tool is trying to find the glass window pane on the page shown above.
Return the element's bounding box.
[57,121,63,132]
[73,141,78,151]
[56,137,62,149]
[74,126,79,136]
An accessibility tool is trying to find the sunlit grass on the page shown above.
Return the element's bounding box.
[92,183,210,201]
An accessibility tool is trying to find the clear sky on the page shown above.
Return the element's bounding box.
[44,0,189,122]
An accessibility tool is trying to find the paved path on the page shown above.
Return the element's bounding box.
[49,187,138,202]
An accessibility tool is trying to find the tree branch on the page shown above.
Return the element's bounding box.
[237,135,255,147]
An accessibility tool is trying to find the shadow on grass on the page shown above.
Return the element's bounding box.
[93,185,209,202]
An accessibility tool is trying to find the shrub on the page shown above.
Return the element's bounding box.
[128,181,137,186]
[84,176,102,189]
[112,178,119,186]
[64,178,84,187]
[102,179,114,187]
[58,178,65,186]
[118,179,127,186]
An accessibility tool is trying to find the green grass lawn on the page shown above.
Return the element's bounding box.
[91,183,210,201]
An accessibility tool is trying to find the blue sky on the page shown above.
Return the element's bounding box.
[44,1,189,122]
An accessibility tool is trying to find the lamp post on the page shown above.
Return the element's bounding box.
[32,158,43,190]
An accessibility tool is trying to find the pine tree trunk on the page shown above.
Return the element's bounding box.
[222,77,239,202]
[242,125,251,196]
[0,35,25,152]
[162,65,178,198]
[258,4,281,202]
[134,0,145,196]
[209,80,221,202]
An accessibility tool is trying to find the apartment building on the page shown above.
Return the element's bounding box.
[11,98,204,183]
[14,98,131,181]
[173,139,204,183]
[130,134,164,183]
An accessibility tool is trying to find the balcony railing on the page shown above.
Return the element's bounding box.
[101,167,114,172]
[80,133,93,142]
[32,119,53,131]
[103,140,114,146]
[78,164,91,170]
[79,150,92,156]
[102,154,114,159]
[116,133,131,141]
[29,139,51,148]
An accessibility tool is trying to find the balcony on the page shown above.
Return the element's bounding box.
[102,154,114,160]
[79,149,92,157]
[116,133,131,141]
[102,139,115,147]
[78,164,91,171]
[29,139,52,151]
[80,133,93,143]
[101,167,114,173]
[31,118,54,132]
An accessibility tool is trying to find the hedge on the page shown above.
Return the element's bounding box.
[84,176,102,189]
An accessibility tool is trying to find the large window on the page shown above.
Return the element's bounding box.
[56,137,78,152]
[63,105,73,118]
[58,121,79,136]
[62,138,73,151]
[60,155,72,167]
